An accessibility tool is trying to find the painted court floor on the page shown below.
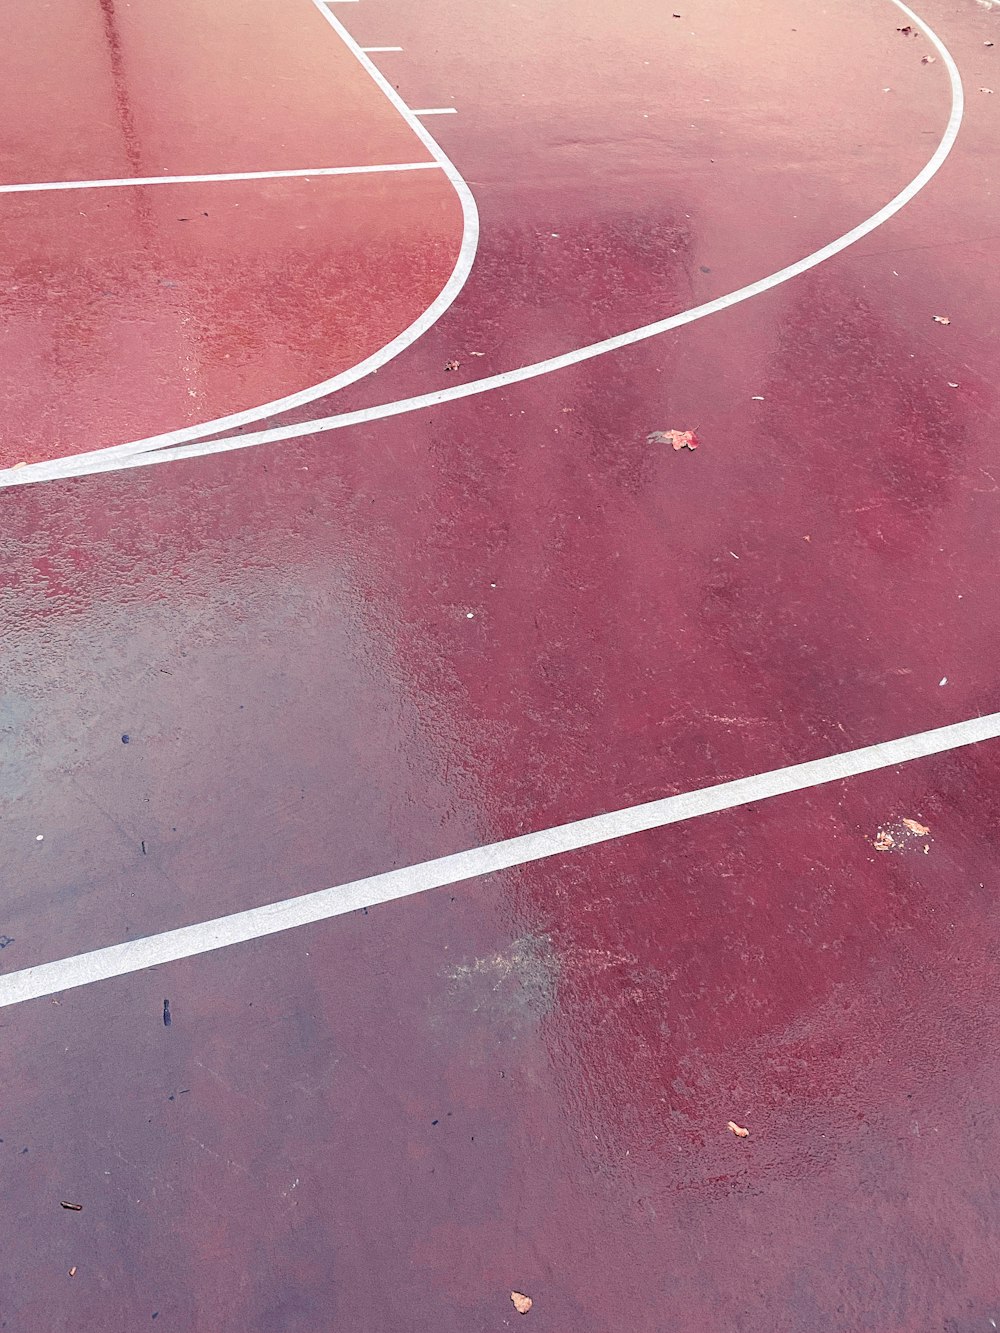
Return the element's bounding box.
[2,0,1000,1328]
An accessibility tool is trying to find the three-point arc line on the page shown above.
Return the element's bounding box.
[0,0,962,488]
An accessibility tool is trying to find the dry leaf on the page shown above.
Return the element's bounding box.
[68,1267,77,1278]
[511,1291,533,1315]
[896,24,916,34]
[902,818,930,836]
[10,461,28,470]
[981,87,995,94]
[921,54,936,63]
[647,429,699,451]
[932,315,951,325]
[986,41,995,46]
[444,359,461,372]
[60,1201,83,1211]
[727,1121,750,1138]
[874,830,895,851]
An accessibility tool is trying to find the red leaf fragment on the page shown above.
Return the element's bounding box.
[647,429,699,451]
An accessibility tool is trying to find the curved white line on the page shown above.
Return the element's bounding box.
[2,2,480,478]
[0,0,961,489]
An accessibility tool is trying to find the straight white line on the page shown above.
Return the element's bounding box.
[0,0,959,489]
[0,161,439,194]
[411,107,457,115]
[1,712,997,1010]
[361,46,403,52]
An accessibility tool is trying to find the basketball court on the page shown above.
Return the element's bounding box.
[2,0,1000,1327]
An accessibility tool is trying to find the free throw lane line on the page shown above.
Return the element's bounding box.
[0,162,439,193]
[1,711,997,1010]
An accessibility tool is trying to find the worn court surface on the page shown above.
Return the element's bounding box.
[3,0,1000,1328]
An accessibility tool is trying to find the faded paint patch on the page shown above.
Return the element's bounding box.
[441,933,559,1030]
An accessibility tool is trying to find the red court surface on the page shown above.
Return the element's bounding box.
[2,0,1000,1329]
[0,0,462,464]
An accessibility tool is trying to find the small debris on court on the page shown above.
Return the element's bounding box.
[163,999,172,1028]
[921,54,936,64]
[896,24,917,35]
[68,1267,77,1278]
[875,819,933,852]
[0,935,13,949]
[981,87,995,94]
[444,359,461,372]
[647,429,699,451]
[511,1291,533,1314]
[60,1201,83,1212]
[933,315,951,325]
[727,1121,750,1138]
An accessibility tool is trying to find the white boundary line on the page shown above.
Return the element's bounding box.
[412,108,458,116]
[362,46,403,52]
[1,711,997,1009]
[0,162,439,194]
[0,0,961,489]
[0,1,479,481]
